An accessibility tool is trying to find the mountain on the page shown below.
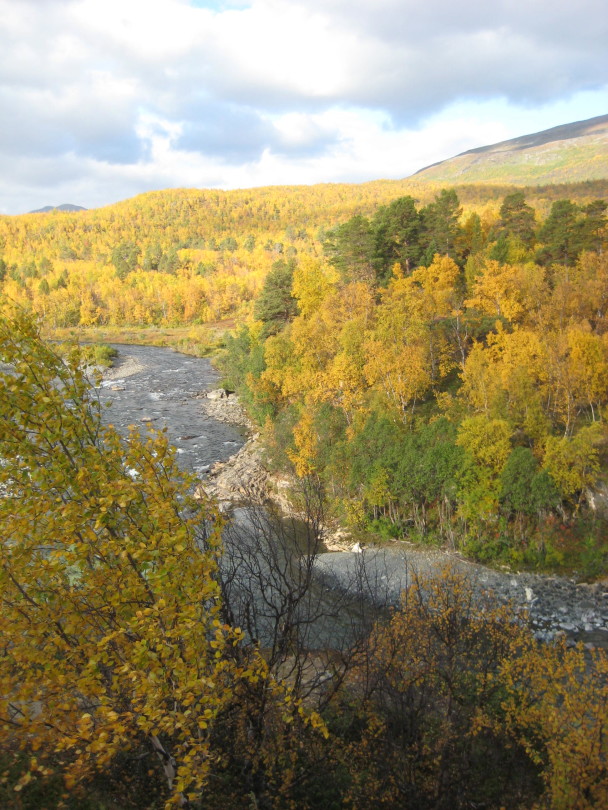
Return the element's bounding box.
[29,203,87,213]
[413,113,608,185]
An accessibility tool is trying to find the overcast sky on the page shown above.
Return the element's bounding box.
[1,0,607,214]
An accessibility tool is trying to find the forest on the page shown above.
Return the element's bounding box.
[0,310,607,810]
[217,188,608,573]
[1,179,607,566]
[1,180,608,807]
[0,179,606,329]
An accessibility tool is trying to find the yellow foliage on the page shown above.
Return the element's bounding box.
[291,255,338,317]
[456,414,512,475]
[542,423,603,500]
[494,638,608,809]
[0,310,271,807]
[465,258,540,322]
[288,409,318,477]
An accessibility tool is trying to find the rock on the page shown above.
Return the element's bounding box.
[322,527,353,552]
[110,385,126,391]
[206,388,228,400]
[586,483,608,516]
[199,391,254,430]
[193,382,608,645]
[312,544,608,642]
[141,416,157,423]
[196,436,269,504]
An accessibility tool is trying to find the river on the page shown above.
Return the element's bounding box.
[96,343,245,474]
[97,344,608,650]
[95,344,371,652]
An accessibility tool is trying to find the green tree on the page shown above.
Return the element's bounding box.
[498,191,537,247]
[578,199,607,254]
[499,446,559,519]
[37,278,50,295]
[460,211,486,258]
[219,236,238,252]
[111,240,140,279]
[372,195,422,280]
[536,199,580,265]
[323,214,376,284]
[143,241,163,271]
[421,188,463,264]
[254,258,299,337]
[159,246,180,274]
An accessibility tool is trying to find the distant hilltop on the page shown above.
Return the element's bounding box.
[29,203,87,214]
[412,113,608,185]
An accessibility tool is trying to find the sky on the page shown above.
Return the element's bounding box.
[0,0,607,214]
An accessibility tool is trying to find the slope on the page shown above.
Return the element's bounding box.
[413,113,608,185]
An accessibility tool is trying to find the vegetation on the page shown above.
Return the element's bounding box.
[0,312,607,807]
[218,189,608,573]
[2,178,607,566]
[80,342,118,367]
[1,180,607,332]
[0,310,324,808]
[2,162,608,804]
[414,128,608,186]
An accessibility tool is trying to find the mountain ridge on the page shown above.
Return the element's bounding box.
[412,113,608,185]
[29,203,87,214]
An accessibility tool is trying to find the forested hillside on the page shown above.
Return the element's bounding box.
[219,187,608,572]
[1,179,607,329]
[1,177,608,570]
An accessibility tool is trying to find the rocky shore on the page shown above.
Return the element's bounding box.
[314,545,608,647]
[198,389,608,648]
[197,387,255,430]
[197,390,352,547]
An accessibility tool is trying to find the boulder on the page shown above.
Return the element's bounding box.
[206,388,229,400]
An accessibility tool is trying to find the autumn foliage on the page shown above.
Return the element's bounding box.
[0,314,606,808]
[0,310,330,808]
[221,189,608,570]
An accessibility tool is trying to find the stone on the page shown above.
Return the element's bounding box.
[206,388,228,400]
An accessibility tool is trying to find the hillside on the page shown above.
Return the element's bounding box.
[413,113,608,185]
[1,175,607,331]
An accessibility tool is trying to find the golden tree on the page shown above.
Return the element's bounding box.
[0,310,252,807]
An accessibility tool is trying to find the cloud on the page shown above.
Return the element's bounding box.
[177,0,608,119]
[0,0,606,212]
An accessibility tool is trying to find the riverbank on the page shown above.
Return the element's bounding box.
[48,322,233,357]
[197,390,353,548]
[199,392,608,647]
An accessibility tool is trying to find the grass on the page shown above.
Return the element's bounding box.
[44,321,235,359]
[80,343,119,368]
[417,139,608,187]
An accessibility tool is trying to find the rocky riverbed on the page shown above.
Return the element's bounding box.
[93,348,608,650]
[96,346,246,475]
[199,392,608,648]
[314,545,608,647]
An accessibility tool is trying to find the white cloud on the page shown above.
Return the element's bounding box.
[0,0,606,212]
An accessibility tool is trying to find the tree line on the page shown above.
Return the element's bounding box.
[1,181,607,328]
